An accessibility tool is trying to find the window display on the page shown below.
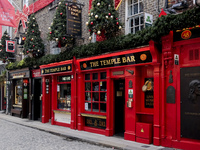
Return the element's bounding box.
[57,83,71,110]
[15,80,23,105]
[85,72,107,113]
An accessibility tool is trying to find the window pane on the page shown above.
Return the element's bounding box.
[100,103,106,113]
[93,73,98,80]
[131,28,134,33]
[92,103,99,112]
[100,72,106,79]
[93,92,99,101]
[140,16,144,24]
[129,18,133,27]
[128,0,132,5]
[85,74,90,80]
[100,93,107,102]
[100,81,107,91]
[15,85,22,105]
[135,17,139,26]
[134,3,138,14]
[57,84,71,110]
[139,2,143,12]
[93,82,99,91]
[85,82,91,91]
[128,5,133,16]
[85,102,91,111]
[140,25,144,30]
[85,92,91,101]
[135,26,139,33]
[134,0,138,3]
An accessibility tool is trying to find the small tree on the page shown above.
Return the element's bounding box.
[48,0,74,48]
[0,31,15,63]
[87,0,122,40]
[23,14,44,57]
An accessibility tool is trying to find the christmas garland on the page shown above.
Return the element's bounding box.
[6,7,200,70]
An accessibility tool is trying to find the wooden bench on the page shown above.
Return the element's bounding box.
[11,109,22,117]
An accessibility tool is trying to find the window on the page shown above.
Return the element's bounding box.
[57,76,71,110]
[15,80,23,105]
[127,0,144,34]
[84,72,107,113]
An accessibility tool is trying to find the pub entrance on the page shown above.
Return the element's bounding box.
[114,79,125,137]
[181,66,200,140]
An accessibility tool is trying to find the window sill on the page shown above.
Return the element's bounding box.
[13,104,22,108]
[80,113,106,119]
[53,110,71,114]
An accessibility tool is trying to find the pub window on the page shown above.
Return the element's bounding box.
[85,72,107,113]
[57,76,71,110]
[126,0,144,34]
[15,79,23,105]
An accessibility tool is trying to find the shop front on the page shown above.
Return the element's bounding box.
[76,43,162,145]
[161,29,200,149]
[40,60,76,129]
[9,68,31,118]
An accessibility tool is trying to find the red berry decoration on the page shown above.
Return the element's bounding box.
[116,18,118,20]
[32,30,34,33]
[108,13,111,16]
[116,22,119,25]
[66,3,67,5]
[89,29,91,32]
[50,32,52,34]
[33,45,35,47]
[27,51,29,53]
[90,22,93,25]
[60,13,63,15]
[63,37,65,40]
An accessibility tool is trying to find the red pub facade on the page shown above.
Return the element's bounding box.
[39,28,200,150]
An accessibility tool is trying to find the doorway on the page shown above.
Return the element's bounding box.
[114,79,125,137]
[32,79,42,121]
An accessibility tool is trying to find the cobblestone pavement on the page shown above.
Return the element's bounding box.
[0,119,117,150]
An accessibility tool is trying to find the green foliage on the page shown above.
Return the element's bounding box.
[0,31,15,63]
[87,0,122,39]
[47,0,74,47]
[24,14,44,57]
[6,7,200,70]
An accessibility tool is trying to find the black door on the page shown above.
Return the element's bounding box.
[32,79,42,121]
[114,79,125,136]
[181,67,200,140]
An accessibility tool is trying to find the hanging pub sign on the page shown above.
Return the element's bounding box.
[80,51,152,70]
[173,27,200,42]
[41,64,72,75]
[6,40,15,53]
[67,4,82,37]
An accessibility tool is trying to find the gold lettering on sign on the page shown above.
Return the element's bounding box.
[90,61,99,67]
[122,56,135,63]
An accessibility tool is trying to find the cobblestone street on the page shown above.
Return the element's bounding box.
[0,119,115,150]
